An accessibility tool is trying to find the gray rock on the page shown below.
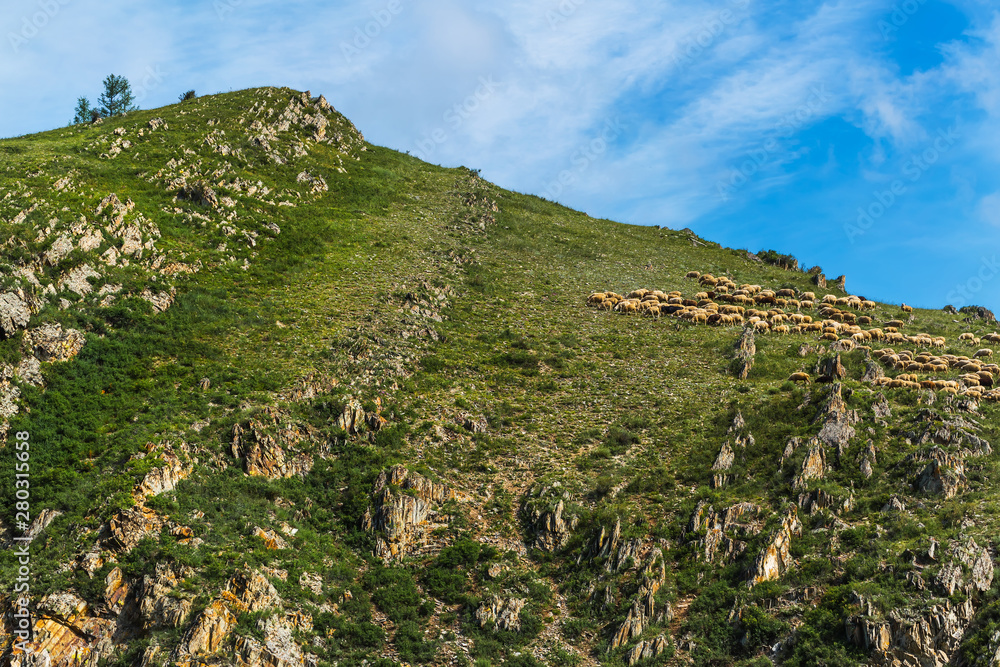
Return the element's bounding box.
[0,291,31,337]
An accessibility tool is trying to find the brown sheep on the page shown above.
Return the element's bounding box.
[975,349,994,359]
[788,372,810,384]
[902,304,913,313]
[685,271,701,279]
[959,332,976,342]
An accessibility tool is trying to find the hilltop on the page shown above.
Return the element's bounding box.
[1,87,1000,667]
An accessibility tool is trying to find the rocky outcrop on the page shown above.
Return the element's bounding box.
[231,408,315,479]
[22,323,85,361]
[792,439,826,490]
[172,571,281,664]
[690,501,764,564]
[818,353,847,382]
[139,563,196,630]
[609,550,666,650]
[625,635,671,665]
[734,327,756,379]
[747,508,801,586]
[363,465,457,560]
[712,441,735,471]
[135,444,193,498]
[814,383,859,452]
[253,526,289,550]
[916,448,966,499]
[523,483,579,552]
[474,596,526,632]
[798,488,852,515]
[846,597,976,666]
[106,506,165,552]
[933,539,994,595]
[0,291,31,337]
[233,614,309,667]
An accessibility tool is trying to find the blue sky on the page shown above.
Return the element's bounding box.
[2,0,999,312]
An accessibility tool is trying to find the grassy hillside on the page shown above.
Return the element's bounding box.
[1,87,999,667]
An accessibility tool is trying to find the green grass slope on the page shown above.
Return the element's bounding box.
[0,87,998,667]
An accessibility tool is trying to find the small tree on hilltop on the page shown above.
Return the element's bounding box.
[98,74,138,117]
[71,96,93,125]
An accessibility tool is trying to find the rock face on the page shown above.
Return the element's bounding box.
[172,571,281,664]
[523,483,579,552]
[362,464,457,560]
[139,563,196,630]
[625,636,671,665]
[233,613,309,667]
[846,596,976,666]
[815,383,859,452]
[0,291,31,337]
[734,327,756,379]
[135,444,193,498]
[792,439,826,490]
[22,323,85,361]
[712,441,735,471]
[916,448,966,499]
[231,408,315,479]
[609,550,666,650]
[253,526,289,550]
[690,501,764,564]
[107,506,165,552]
[747,508,801,586]
[818,354,847,382]
[474,596,526,632]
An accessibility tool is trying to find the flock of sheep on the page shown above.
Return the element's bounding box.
[586,271,1000,401]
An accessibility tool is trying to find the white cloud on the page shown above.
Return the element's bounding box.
[978,192,1000,227]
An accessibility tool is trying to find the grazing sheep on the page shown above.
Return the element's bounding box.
[959,332,976,342]
[685,271,701,279]
[975,349,994,359]
[902,304,913,313]
[885,320,904,329]
[789,372,810,384]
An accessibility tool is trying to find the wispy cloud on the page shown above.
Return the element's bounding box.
[2,0,998,310]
